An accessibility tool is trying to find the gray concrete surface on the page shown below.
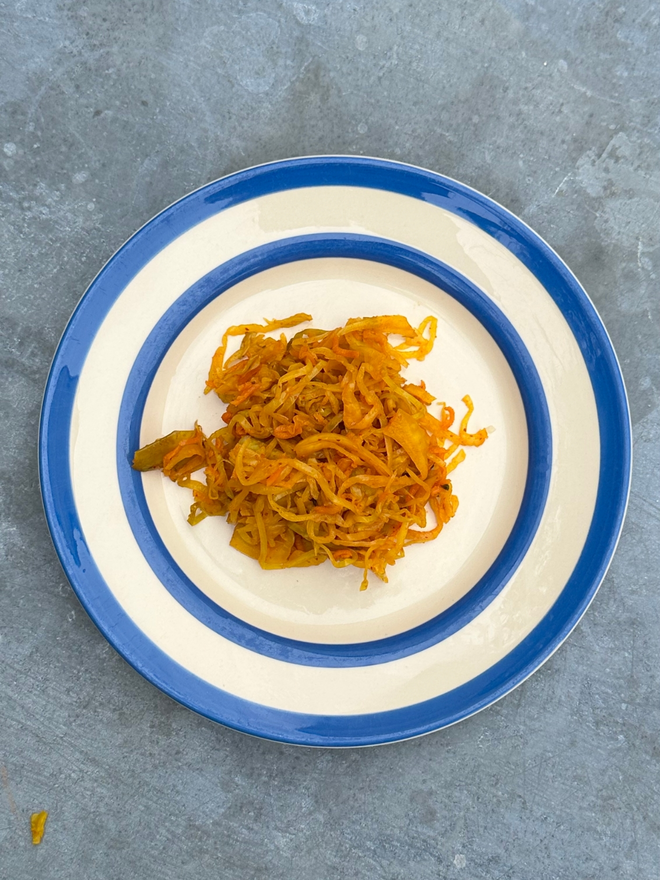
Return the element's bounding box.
[1,1,659,877]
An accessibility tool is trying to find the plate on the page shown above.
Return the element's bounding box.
[39,157,631,746]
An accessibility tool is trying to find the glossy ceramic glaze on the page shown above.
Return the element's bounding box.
[140,256,529,645]
[40,157,631,745]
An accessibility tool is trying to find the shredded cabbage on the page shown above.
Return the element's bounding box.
[133,314,488,590]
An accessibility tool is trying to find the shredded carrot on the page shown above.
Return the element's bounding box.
[133,314,488,588]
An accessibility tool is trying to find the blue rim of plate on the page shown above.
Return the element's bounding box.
[117,232,552,667]
[39,156,631,746]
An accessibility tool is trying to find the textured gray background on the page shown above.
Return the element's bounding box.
[1,1,659,877]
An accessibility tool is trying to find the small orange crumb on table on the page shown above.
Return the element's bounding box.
[30,810,48,845]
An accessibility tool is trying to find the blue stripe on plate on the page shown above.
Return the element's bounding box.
[116,233,552,667]
[39,157,631,744]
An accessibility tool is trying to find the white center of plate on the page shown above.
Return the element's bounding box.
[140,257,528,644]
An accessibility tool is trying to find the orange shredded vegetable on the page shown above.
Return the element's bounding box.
[30,810,48,845]
[133,314,488,590]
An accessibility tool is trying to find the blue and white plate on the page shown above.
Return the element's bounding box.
[40,157,631,746]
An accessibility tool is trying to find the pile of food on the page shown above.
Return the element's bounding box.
[133,313,488,589]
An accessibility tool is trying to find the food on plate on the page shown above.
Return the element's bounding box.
[133,313,488,589]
